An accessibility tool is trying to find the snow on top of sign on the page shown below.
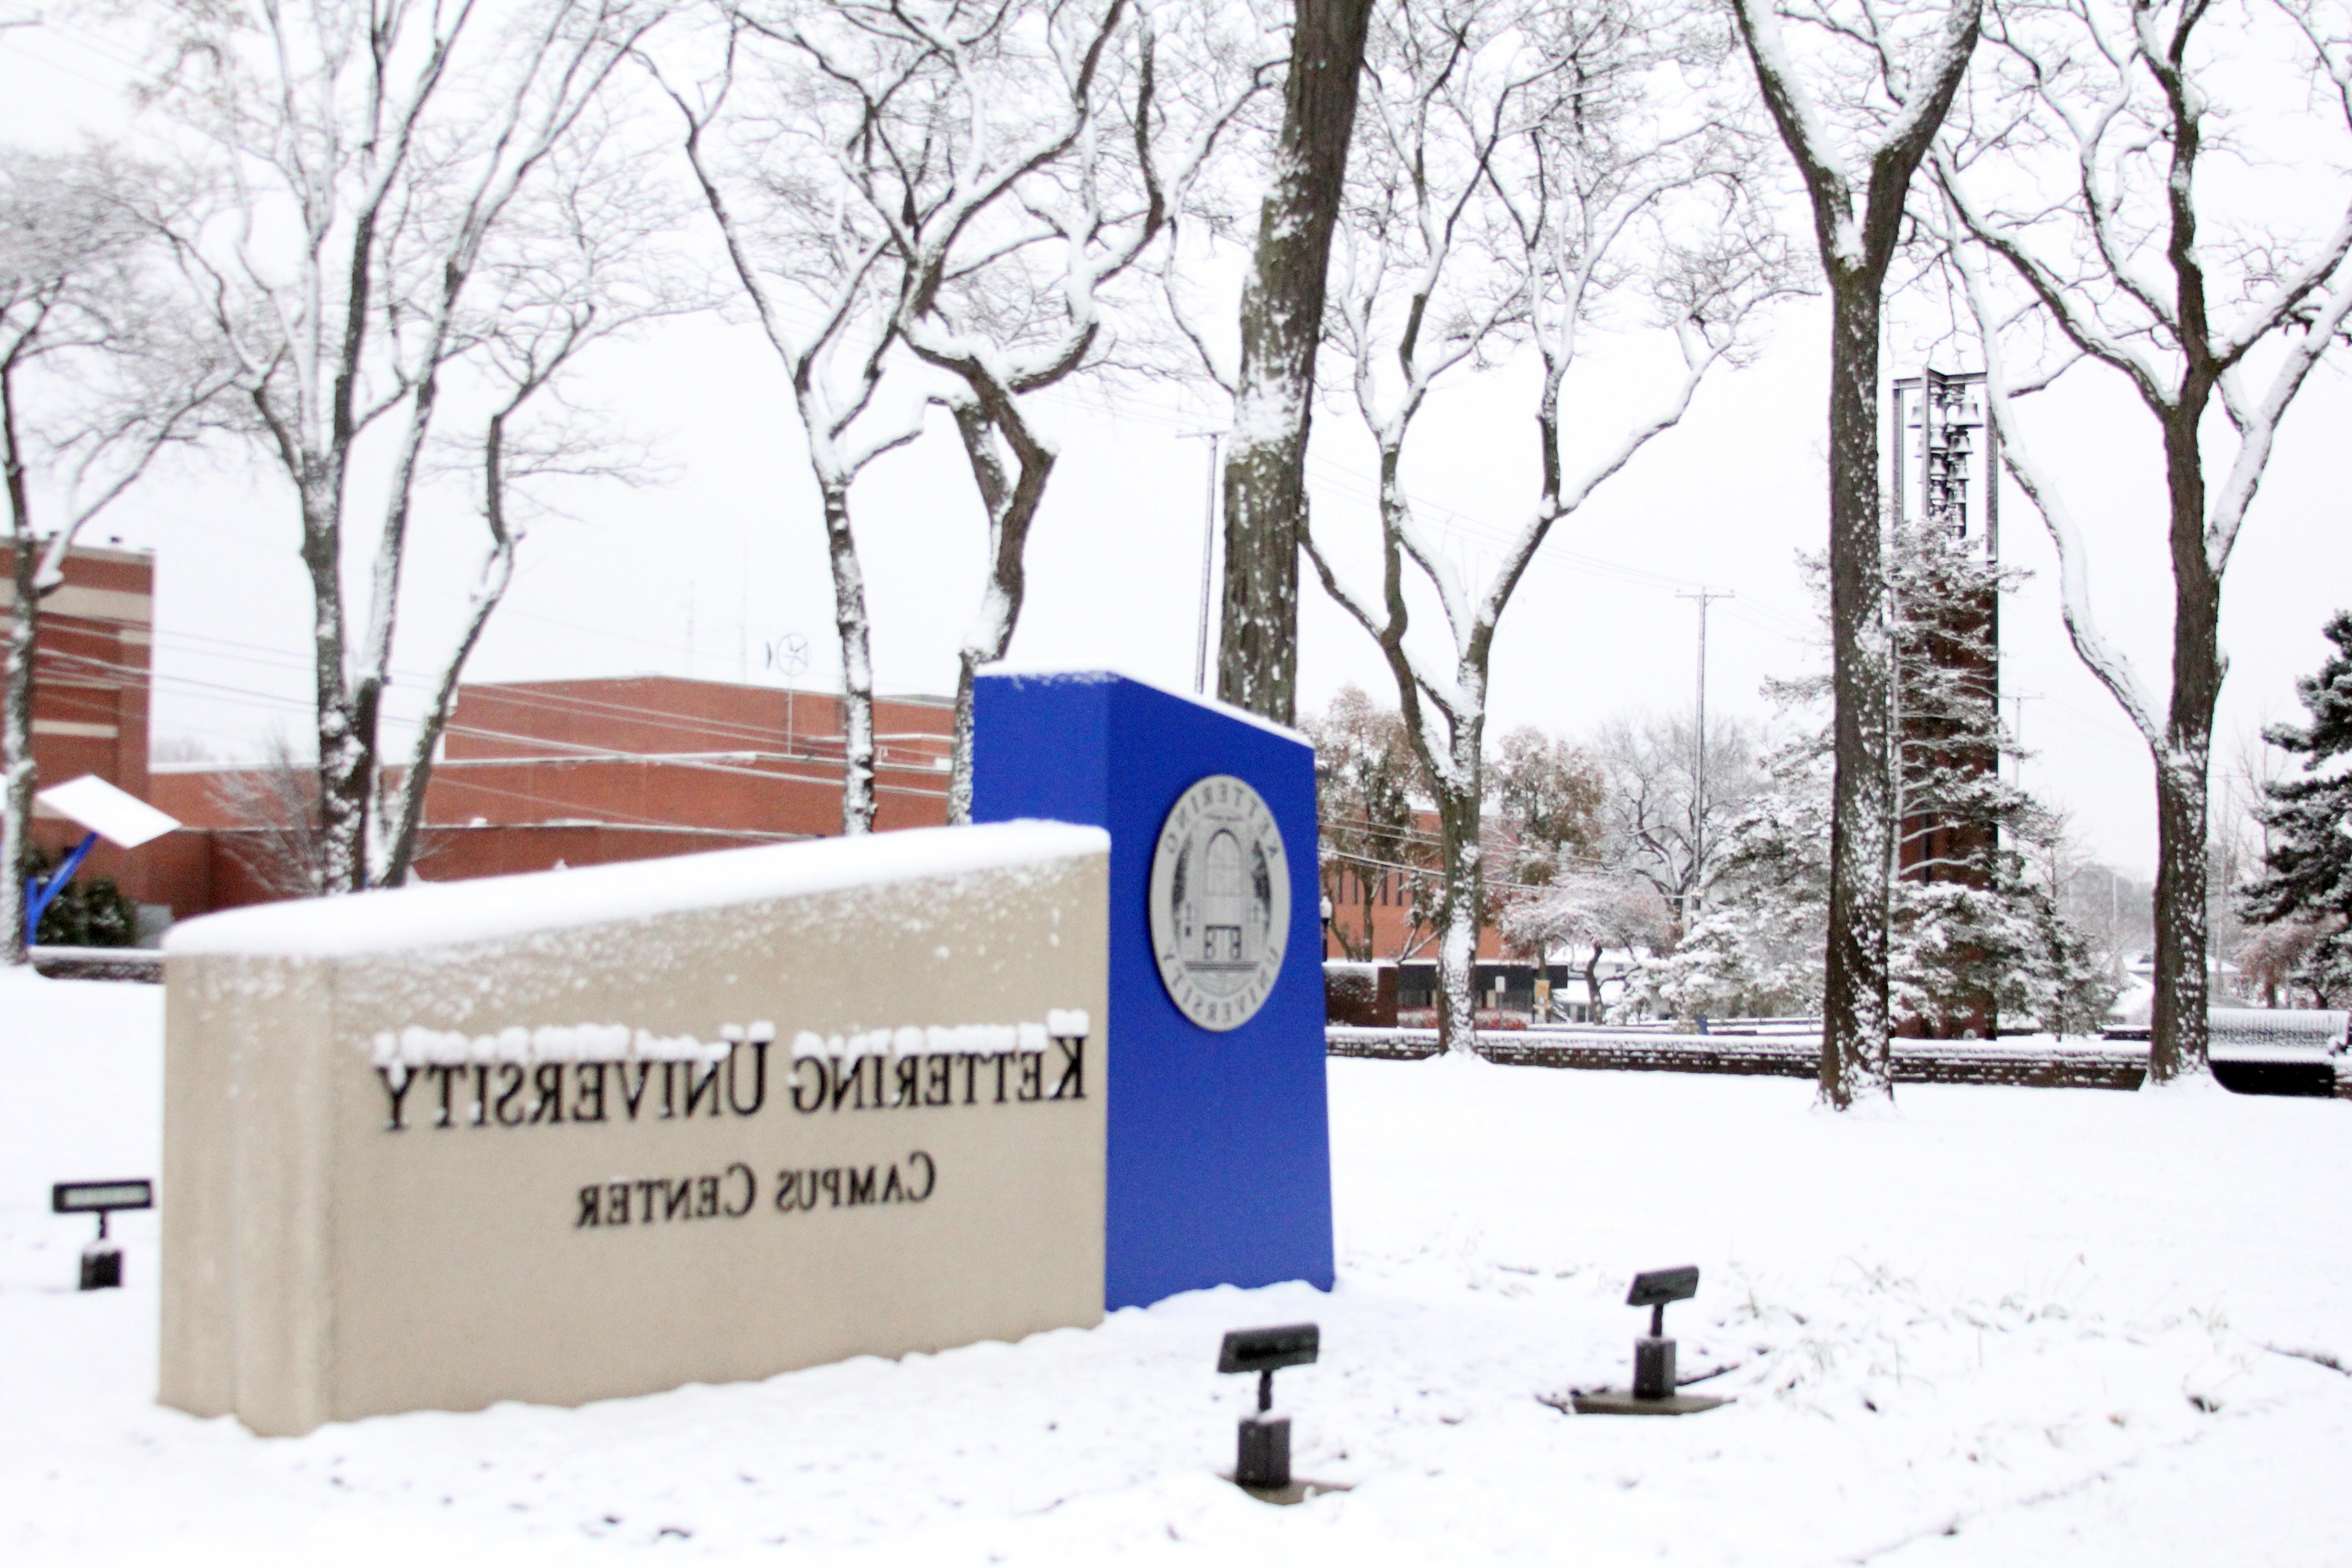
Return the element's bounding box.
[34,774,181,848]
[371,1023,746,1072]
[788,1014,1090,1063]
[165,821,1108,958]
[368,1011,1092,1076]
[977,661,1310,747]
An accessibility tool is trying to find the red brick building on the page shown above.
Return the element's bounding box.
[8,548,1523,992]
[2,540,961,924]
[145,678,957,916]
[0,542,191,921]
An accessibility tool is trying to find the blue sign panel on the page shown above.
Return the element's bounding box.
[972,670,1334,1309]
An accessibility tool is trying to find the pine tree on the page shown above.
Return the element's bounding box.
[2240,611,2352,1001]
[15,844,137,948]
[1883,521,2109,1036]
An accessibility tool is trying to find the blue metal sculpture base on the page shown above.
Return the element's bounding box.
[24,830,98,946]
[972,670,1334,1310]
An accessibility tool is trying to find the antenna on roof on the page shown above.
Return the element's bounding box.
[765,633,810,754]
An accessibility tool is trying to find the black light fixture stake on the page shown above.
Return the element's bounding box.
[1216,1323,1319,1493]
[1632,1269,1690,1398]
[52,1180,153,1291]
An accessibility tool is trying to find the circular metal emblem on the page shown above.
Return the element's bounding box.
[1149,774,1290,1030]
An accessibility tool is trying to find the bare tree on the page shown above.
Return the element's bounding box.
[1217,0,1374,724]
[1304,0,1784,1054]
[380,127,696,883]
[650,15,937,834]
[2058,855,2151,989]
[1303,682,1425,960]
[1724,0,1982,1106]
[1,147,230,963]
[146,0,663,892]
[1936,0,2352,1080]
[1591,710,1763,935]
[1488,723,1612,1002]
[214,735,330,901]
[736,0,1268,823]
[1499,870,1669,1020]
[2235,913,2334,1007]
[1490,724,1605,887]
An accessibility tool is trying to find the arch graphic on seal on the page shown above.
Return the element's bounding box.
[1149,774,1289,1030]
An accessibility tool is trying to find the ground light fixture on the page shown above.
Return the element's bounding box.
[52,1179,152,1290]
[1564,1264,1729,1416]
[1215,1323,1348,1502]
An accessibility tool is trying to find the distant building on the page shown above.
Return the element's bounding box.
[0,541,184,931]
[1316,828,1638,1023]
[149,677,956,917]
[0,540,960,926]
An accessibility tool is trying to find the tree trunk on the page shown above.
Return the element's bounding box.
[2151,748,2212,1079]
[298,460,368,895]
[1725,0,1980,1103]
[1431,732,1485,1056]
[820,480,878,835]
[1585,942,1605,1026]
[379,534,512,887]
[384,398,536,887]
[1217,0,1372,726]
[950,648,981,829]
[943,400,1049,826]
[2149,411,2221,1082]
[1819,272,1895,1107]
[1433,793,1483,1055]
[2,365,34,964]
[1,563,33,965]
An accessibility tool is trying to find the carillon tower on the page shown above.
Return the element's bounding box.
[1889,368,2002,1038]
[1893,366,1997,549]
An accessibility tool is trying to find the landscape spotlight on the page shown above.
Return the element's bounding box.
[1564,1264,1727,1416]
[1217,1323,1318,1494]
[52,1179,153,1290]
[1626,1265,1699,1396]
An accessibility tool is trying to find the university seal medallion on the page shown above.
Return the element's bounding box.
[1148,774,1290,1030]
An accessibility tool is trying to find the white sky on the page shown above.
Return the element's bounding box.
[9,11,2352,878]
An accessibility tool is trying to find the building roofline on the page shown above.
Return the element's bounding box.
[456,674,953,708]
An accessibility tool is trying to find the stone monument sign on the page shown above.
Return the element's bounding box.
[160,823,1109,1437]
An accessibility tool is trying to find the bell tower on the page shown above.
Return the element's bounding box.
[1889,368,2003,1036]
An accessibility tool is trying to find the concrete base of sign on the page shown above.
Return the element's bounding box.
[161,824,1110,1436]
[1549,1387,1730,1416]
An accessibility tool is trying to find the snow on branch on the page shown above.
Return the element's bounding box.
[1300,0,1786,1053]
[716,0,1273,823]
[1945,216,2161,747]
[1729,0,1981,274]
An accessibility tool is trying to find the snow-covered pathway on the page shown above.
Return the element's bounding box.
[4,970,2347,1566]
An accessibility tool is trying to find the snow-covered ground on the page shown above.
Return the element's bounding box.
[5,968,2349,1566]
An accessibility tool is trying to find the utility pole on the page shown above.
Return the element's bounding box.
[2004,690,2037,789]
[1176,429,1226,694]
[1675,587,1733,922]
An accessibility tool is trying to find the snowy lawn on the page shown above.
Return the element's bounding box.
[5,968,2349,1567]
